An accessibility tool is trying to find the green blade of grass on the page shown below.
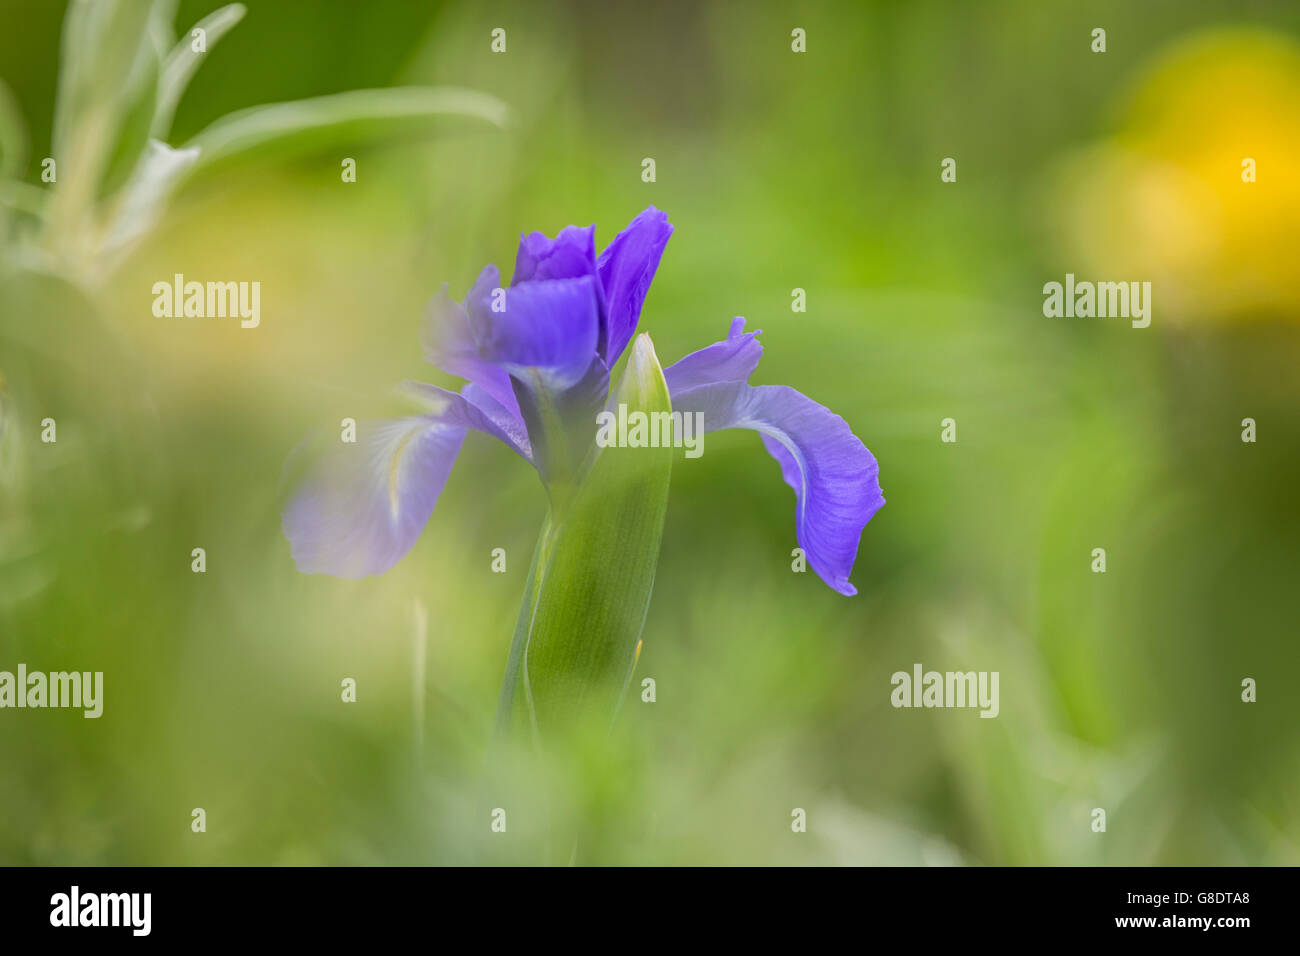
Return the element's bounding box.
[181,86,508,174]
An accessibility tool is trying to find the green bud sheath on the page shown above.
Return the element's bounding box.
[514,333,674,738]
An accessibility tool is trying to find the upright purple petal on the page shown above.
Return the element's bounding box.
[513,224,598,284]
[424,265,602,394]
[282,416,466,578]
[663,317,762,392]
[488,275,601,388]
[469,268,606,486]
[669,380,884,596]
[597,206,673,365]
[421,267,521,419]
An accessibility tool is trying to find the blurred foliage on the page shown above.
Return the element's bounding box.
[1,0,1297,865]
[0,0,505,285]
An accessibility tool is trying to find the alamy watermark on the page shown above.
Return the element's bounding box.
[152,273,260,328]
[0,665,103,718]
[1043,273,1151,328]
[50,886,150,936]
[595,404,705,458]
[891,663,999,718]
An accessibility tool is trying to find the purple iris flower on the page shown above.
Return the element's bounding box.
[283,207,884,595]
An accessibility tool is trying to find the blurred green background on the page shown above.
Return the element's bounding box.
[1,0,1298,865]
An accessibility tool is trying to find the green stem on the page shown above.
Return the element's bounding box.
[492,512,554,738]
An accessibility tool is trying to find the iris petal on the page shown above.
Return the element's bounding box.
[282,416,465,578]
[424,265,602,401]
[597,206,673,365]
[667,322,884,596]
[513,223,598,285]
[282,382,537,578]
[488,275,601,388]
[662,317,762,392]
[421,267,521,419]
[400,380,533,461]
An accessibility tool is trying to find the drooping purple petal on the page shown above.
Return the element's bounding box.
[663,317,762,392]
[400,380,533,461]
[282,383,537,578]
[597,206,673,365]
[282,416,466,578]
[760,433,802,496]
[669,379,884,597]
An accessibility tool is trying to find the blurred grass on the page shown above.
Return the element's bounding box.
[1,0,1298,865]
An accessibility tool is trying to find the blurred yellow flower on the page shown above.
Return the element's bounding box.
[1051,28,1300,323]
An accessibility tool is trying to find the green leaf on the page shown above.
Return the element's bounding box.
[97,38,161,199]
[520,334,674,737]
[50,1,164,180]
[493,512,555,736]
[52,1,159,158]
[46,0,167,246]
[181,86,508,175]
[151,3,247,139]
[97,139,199,273]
